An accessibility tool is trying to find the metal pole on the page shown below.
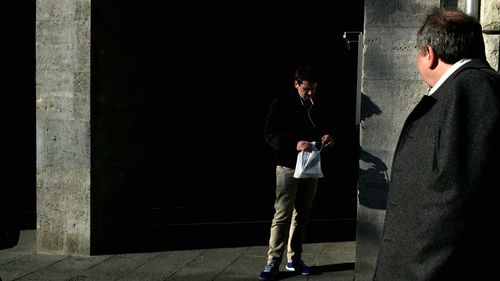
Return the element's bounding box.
[355,32,363,125]
[343,31,363,125]
[465,0,480,19]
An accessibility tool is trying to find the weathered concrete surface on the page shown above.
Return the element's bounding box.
[36,0,91,255]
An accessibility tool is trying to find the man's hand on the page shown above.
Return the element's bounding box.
[321,135,334,148]
[296,141,312,151]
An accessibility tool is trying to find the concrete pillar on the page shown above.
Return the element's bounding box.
[36,0,91,255]
[36,0,149,256]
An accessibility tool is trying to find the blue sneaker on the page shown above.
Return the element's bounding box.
[259,262,278,280]
[285,259,311,275]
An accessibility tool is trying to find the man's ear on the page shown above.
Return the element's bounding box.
[427,46,439,70]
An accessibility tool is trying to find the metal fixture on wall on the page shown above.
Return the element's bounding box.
[343,31,363,125]
[465,0,480,19]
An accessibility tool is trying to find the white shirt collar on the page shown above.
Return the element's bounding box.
[428,59,471,95]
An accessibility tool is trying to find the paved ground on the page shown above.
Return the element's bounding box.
[0,230,355,281]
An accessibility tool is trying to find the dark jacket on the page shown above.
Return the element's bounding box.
[264,90,330,168]
[375,59,500,280]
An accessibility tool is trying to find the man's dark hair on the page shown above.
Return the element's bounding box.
[294,65,319,84]
[416,7,486,64]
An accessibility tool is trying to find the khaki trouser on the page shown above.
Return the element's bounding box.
[267,165,318,265]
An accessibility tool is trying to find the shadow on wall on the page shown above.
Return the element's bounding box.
[358,93,389,210]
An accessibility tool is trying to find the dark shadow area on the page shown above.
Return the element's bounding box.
[311,262,356,274]
[358,94,389,210]
[358,148,389,210]
[0,0,36,231]
[92,210,357,254]
[90,0,364,254]
[360,93,382,122]
[270,262,355,280]
[440,0,459,8]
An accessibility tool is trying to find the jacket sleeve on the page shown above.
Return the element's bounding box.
[264,98,296,152]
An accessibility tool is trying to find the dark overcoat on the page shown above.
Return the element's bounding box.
[375,59,500,280]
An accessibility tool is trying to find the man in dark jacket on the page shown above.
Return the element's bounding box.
[374,7,500,281]
[259,65,333,280]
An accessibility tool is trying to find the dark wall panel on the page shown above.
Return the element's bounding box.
[1,0,36,231]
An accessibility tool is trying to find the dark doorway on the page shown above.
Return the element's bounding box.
[137,2,364,249]
[1,0,36,230]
